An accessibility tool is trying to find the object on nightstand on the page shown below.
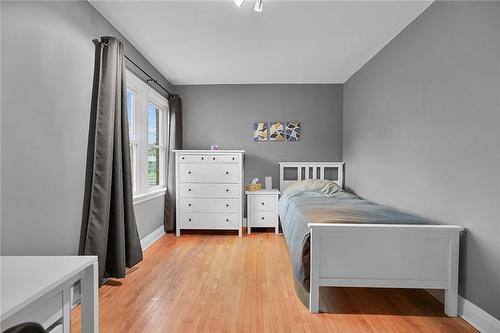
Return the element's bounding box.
[246,177,262,191]
[265,176,272,190]
[246,183,262,191]
[210,144,219,150]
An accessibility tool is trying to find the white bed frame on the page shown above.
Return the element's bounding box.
[279,162,463,317]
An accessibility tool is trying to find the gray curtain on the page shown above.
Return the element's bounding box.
[164,95,183,233]
[80,36,143,284]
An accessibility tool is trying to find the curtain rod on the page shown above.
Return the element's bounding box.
[124,54,174,98]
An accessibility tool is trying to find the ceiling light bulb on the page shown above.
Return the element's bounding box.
[234,0,245,7]
[254,0,263,12]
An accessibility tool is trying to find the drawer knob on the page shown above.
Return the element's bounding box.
[188,203,192,207]
[188,188,192,192]
[261,217,265,220]
[226,204,229,207]
[261,202,265,205]
[213,157,216,160]
[201,157,204,160]
[226,171,229,175]
[225,189,229,192]
[226,218,229,222]
[188,218,192,222]
[232,157,235,160]
[188,171,192,174]
[182,157,185,160]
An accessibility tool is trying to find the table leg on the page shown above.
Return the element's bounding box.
[62,287,71,332]
[81,262,99,332]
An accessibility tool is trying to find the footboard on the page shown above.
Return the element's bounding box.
[308,223,463,316]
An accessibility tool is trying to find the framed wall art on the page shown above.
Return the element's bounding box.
[253,122,268,141]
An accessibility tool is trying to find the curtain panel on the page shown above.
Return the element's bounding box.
[80,36,143,284]
[164,95,183,233]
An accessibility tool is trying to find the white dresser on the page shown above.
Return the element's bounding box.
[174,150,245,237]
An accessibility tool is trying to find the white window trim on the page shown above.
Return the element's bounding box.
[133,188,167,205]
[126,69,169,205]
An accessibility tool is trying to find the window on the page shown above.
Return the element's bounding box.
[147,102,164,187]
[127,89,138,192]
[126,70,169,203]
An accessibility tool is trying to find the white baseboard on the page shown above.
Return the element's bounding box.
[140,225,165,250]
[458,296,500,333]
[425,290,500,333]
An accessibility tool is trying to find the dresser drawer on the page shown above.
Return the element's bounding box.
[208,154,240,163]
[179,198,239,213]
[249,211,277,228]
[179,183,241,197]
[178,164,240,183]
[249,195,277,212]
[179,213,239,228]
[178,154,209,163]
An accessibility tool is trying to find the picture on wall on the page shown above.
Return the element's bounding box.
[269,122,285,141]
[285,122,301,141]
[253,122,268,141]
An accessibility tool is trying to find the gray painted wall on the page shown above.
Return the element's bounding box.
[134,196,165,239]
[343,1,500,319]
[1,1,171,255]
[177,84,343,187]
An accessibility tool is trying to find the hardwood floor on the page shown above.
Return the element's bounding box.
[71,231,476,332]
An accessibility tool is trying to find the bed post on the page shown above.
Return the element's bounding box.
[279,163,284,192]
[309,225,320,313]
[338,164,344,188]
[444,231,460,317]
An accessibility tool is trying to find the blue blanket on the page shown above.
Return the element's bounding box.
[277,191,432,291]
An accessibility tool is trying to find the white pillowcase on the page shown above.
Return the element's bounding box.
[282,179,342,197]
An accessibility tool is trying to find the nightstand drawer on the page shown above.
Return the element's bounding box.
[249,196,276,211]
[249,211,277,228]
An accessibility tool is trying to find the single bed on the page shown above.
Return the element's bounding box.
[278,162,463,317]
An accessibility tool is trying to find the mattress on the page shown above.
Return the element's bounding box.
[277,190,433,292]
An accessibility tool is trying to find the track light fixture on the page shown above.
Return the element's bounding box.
[234,0,263,12]
[254,0,263,12]
[234,0,245,7]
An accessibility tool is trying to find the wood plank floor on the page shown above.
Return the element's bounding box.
[71,231,476,332]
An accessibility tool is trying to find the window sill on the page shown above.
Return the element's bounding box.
[133,188,166,205]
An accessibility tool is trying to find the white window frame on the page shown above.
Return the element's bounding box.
[126,85,139,193]
[126,69,169,204]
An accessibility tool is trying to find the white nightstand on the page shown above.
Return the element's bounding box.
[246,189,280,234]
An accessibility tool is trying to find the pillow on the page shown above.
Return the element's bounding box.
[282,179,342,197]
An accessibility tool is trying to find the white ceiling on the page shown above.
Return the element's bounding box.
[91,0,432,85]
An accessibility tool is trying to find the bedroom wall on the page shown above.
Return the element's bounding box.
[176,84,343,187]
[1,1,174,255]
[343,1,500,319]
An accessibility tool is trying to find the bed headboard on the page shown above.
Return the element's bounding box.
[279,162,344,192]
